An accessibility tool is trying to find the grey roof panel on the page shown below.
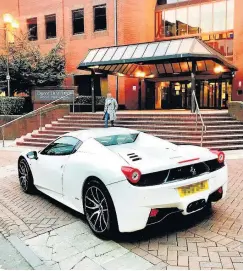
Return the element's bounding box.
[78,38,237,75]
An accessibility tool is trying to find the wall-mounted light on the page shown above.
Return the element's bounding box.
[147,74,155,78]
[135,71,146,78]
[3,13,13,24]
[89,66,99,69]
[214,65,224,74]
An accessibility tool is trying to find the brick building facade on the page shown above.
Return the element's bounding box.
[0,0,242,110]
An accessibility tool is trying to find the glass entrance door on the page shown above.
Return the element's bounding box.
[170,83,183,109]
[161,82,191,109]
[200,80,231,109]
[157,79,231,110]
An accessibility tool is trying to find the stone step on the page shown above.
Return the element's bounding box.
[33,129,243,139]
[23,137,52,143]
[46,123,243,131]
[16,140,243,151]
[63,115,234,121]
[69,113,230,117]
[18,136,243,150]
[165,138,243,147]
[38,129,69,135]
[209,144,243,150]
[57,119,239,125]
[53,120,243,126]
[28,133,243,144]
[63,117,234,123]
[15,112,243,151]
[31,133,61,139]
[16,141,46,148]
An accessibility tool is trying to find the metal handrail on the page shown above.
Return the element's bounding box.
[0,92,75,147]
[192,90,207,147]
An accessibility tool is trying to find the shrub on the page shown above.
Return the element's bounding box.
[0,97,25,115]
[75,95,106,105]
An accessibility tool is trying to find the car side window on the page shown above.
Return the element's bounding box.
[41,136,81,156]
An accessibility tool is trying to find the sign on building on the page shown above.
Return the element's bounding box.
[32,87,77,103]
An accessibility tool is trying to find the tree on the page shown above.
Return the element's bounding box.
[0,31,66,95]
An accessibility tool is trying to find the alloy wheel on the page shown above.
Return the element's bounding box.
[18,160,29,192]
[84,186,110,233]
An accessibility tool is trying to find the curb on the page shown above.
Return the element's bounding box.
[7,235,48,270]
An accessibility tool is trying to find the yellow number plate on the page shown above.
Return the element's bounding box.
[177,181,209,198]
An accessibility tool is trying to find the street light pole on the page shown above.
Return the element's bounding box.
[2,14,19,97]
[114,0,119,103]
[5,27,10,97]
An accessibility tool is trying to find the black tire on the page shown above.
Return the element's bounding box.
[18,158,36,194]
[83,179,119,239]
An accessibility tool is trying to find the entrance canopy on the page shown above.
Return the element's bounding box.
[78,38,237,78]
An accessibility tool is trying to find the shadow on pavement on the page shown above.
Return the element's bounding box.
[34,189,214,243]
[114,207,214,243]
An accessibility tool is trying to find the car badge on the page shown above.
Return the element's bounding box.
[190,166,197,176]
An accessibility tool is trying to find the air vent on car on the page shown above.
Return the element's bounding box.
[127,153,142,161]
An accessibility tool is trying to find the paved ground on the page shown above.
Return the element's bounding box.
[0,146,243,270]
[0,234,31,270]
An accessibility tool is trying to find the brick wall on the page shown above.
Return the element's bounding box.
[0,115,19,127]
[1,0,243,108]
[232,0,243,101]
[228,101,243,121]
[0,104,69,140]
[0,0,157,109]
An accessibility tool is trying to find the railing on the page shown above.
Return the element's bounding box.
[192,90,207,147]
[0,92,75,147]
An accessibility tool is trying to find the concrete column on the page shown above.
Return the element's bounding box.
[232,0,243,101]
[138,78,142,110]
[114,0,119,104]
[91,70,96,113]
[191,61,196,113]
[218,81,222,109]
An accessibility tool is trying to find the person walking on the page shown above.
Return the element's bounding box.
[103,92,118,128]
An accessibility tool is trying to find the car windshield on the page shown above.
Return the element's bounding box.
[95,133,139,146]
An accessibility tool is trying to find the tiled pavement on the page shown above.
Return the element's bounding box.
[0,149,243,269]
[24,222,153,270]
[0,233,31,270]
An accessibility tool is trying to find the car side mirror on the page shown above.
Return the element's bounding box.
[27,151,38,160]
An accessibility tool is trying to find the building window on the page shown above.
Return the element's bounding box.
[45,14,56,39]
[27,17,38,41]
[164,9,176,37]
[213,1,226,32]
[227,0,234,30]
[72,9,84,35]
[188,5,200,35]
[94,5,107,31]
[207,38,233,57]
[156,0,234,48]
[201,3,213,33]
[176,7,187,36]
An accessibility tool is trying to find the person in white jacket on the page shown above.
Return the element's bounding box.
[103,92,118,128]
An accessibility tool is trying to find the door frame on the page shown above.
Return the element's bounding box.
[145,80,155,110]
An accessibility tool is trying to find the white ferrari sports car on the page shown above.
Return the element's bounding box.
[18,127,227,238]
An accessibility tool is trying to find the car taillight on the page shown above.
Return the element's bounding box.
[210,150,225,163]
[121,166,141,184]
[149,209,159,217]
